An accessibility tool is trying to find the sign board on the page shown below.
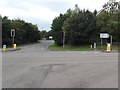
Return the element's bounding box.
[100,33,109,38]
[11,29,15,37]
[49,36,53,39]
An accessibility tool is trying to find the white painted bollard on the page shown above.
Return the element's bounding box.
[3,45,6,51]
[94,43,96,49]
[90,45,92,48]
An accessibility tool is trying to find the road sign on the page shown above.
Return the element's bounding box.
[11,29,15,37]
[100,33,109,38]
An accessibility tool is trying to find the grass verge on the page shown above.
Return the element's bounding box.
[48,44,119,51]
[48,44,94,51]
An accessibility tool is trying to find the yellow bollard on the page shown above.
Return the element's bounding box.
[3,45,6,51]
[14,44,17,49]
[107,43,111,51]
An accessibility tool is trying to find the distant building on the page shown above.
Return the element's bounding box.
[97,0,118,16]
[96,9,105,16]
[109,0,116,3]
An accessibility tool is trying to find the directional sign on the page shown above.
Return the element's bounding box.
[100,33,109,38]
[11,29,15,37]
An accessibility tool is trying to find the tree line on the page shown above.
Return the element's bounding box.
[2,16,42,46]
[1,1,119,47]
[1,15,53,46]
[51,3,120,46]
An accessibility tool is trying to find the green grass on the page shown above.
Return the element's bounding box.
[48,44,119,51]
[48,44,94,51]
[96,45,119,50]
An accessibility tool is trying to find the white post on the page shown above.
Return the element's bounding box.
[94,43,96,49]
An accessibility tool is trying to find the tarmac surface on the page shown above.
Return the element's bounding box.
[2,40,118,88]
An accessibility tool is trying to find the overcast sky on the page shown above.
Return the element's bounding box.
[0,0,119,31]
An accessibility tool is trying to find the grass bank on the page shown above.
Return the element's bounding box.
[48,44,94,51]
[48,44,119,51]
[96,45,119,50]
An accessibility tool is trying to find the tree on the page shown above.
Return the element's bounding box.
[97,1,119,42]
[40,30,47,39]
[51,13,70,46]
[2,16,41,46]
[2,16,13,45]
[51,5,99,46]
[0,15,2,47]
[103,1,119,13]
[45,30,53,40]
[62,6,98,45]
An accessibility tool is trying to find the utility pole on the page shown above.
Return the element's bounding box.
[63,32,65,48]
[111,36,112,51]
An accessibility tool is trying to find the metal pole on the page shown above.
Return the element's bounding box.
[63,32,65,48]
[111,36,112,51]
[101,38,102,47]
[13,37,14,48]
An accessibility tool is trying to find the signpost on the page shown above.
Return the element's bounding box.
[11,29,15,48]
[100,33,109,47]
[100,33,112,51]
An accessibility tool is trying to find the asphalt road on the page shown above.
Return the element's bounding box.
[2,40,118,88]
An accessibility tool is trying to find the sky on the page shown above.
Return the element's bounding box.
[0,0,119,31]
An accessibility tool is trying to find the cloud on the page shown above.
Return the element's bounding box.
[0,0,61,30]
[0,0,59,21]
[1,0,119,31]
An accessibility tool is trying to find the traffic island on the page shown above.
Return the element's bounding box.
[2,48,21,52]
